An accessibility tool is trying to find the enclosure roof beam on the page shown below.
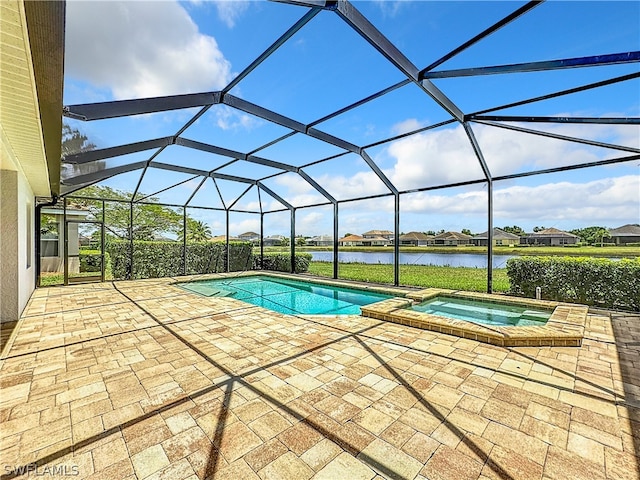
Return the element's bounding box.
[62,161,147,186]
[335,0,464,122]
[151,162,257,184]
[64,92,222,121]
[223,95,307,132]
[257,182,293,210]
[463,122,492,181]
[210,172,257,185]
[176,136,298,172]
[271,0,337,8]
[309,80,411,128]
[63,137,173,164]
[470,72,640,117]
[135,175,199,203]
[224,94,360,153]
[423,51,640,79]
[359,150,398,195]
[421,1,543,73]
[473,120,640,154]
[223,8,321,93]
[298,170,336,204]
[151,162,210,177]
[176,137,246,160]
[228,184,256,210]
[247,155,297,172]
[470,115,640,125]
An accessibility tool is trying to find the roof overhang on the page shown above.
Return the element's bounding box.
[0,0,65,196]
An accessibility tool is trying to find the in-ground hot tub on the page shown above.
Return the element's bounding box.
[361,288,587,347]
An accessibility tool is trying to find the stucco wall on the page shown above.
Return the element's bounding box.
[0,168,35,323]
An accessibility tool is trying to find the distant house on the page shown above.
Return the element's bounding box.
[40,206,89,273]
[307,235,333,246]
[433,231,473,246]
[338,234,365,247]
[210,235,239,242]
[399,232,434,246]
[362,230,394,241]
[520,228,579,246]
[609,224,640,245]
[238,231,260,244]
[263,235,286,246]
[471,228,520,247]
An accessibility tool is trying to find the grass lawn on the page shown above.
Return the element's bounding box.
[307,262,510,293]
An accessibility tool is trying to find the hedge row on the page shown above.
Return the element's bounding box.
[253,252,312,273]
[78,249,113,280]
[106,240,253,280]
[506,256,640,311]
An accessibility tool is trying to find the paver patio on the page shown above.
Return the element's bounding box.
[1,275,638,480]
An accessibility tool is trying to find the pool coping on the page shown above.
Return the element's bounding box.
[172,273,587,347]
[172,270,416,298]
[360,288,587,347]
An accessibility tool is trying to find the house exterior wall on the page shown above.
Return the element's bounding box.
[1,168,35,322]
[612,235,640,245]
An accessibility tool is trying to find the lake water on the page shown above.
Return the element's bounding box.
[307,251,516,268]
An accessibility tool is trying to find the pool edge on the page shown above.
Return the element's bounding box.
[361,288,586,347]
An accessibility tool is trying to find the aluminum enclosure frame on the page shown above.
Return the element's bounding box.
[57,0,640,290]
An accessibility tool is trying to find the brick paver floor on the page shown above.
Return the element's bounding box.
[1,276,638,479]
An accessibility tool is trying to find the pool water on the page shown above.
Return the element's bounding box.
[179,275,392,315]
[411,296,551,326]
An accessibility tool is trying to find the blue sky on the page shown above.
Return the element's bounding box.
[63,1,639,238]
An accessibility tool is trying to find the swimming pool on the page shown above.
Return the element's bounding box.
[178,275,393,315]
[410,296,551,326]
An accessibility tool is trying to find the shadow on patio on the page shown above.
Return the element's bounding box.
[1,279,638,480]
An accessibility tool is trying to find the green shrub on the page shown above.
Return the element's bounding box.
[106,240,253,280]
[507,256,640,311]
[78,249,112,278]
[253,252,312,273]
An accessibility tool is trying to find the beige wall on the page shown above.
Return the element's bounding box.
[0,168,35,322]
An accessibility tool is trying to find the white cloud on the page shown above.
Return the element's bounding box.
[66,1,232,99]
[213,1,250,28]
[214,106,261,131]
[399,175,640,226]
[229,217,260,236]
[390,118,425,136]
[379,122,639,192]
[386,126,484,190]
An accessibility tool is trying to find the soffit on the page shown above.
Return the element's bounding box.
[0,0,49,195]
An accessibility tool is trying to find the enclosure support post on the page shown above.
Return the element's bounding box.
[101,200,106,282]
[463,122,494,294]
[333,202,339,279]
[260,212,265,270]
[225,210,230,273]
[394,193,400,286]
[63,198,68,285]
[129,202,134,280]
[487,180,494,293]
[182,208,187,276]
[290,208,296,274]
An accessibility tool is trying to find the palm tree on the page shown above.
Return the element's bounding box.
[180,219,212,242]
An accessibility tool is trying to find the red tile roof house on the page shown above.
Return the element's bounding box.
[433,231,473,246]
[399,231,435,246]
[609,224,640,245]
[520,227,580,246]
[471,228,520,247]
[338,234,365,246]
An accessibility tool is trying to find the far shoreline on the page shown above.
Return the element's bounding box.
[260,245,640,258]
